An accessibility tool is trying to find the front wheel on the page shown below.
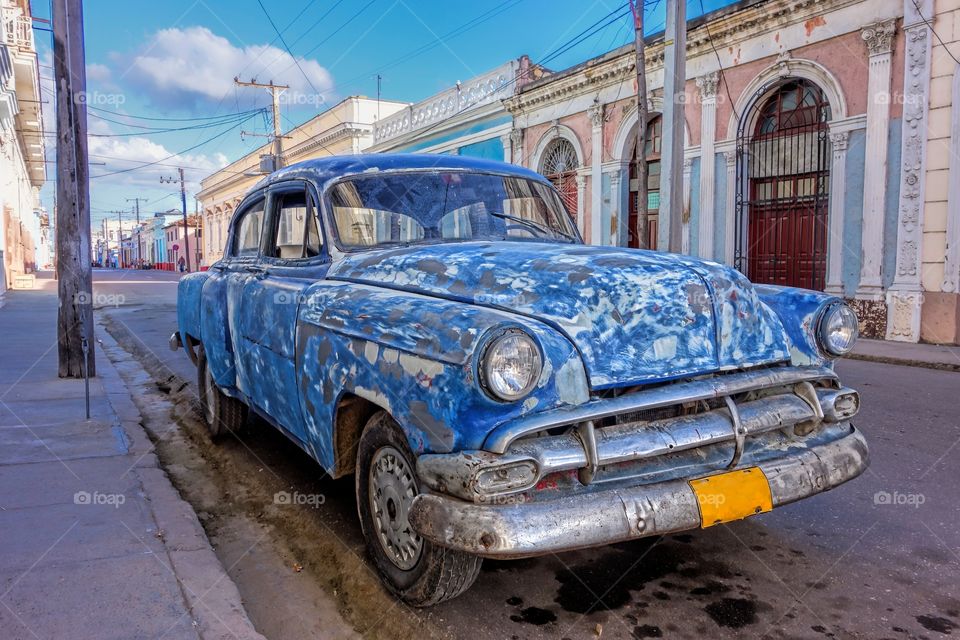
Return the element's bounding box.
[197,346,247,439]
[356,412,482,606]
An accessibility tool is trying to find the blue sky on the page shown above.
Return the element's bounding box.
[31,0,733,226]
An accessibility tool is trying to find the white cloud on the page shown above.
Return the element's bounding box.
[121,26,334,110]
[88,132,230,193]
[86,63,111,83]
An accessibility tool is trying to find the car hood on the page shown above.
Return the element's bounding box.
[328,242,791,389]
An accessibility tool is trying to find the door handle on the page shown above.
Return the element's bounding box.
[245,265,267,279]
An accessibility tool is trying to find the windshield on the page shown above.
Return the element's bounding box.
[327,170,579,250]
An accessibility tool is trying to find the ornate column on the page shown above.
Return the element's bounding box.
[887,2,932,341]
[697,72,719,259]
[575,172,587,238]
[857,19,896,300]
[589,102,605,245]
[609,169,624,246]
[499,133,512,163]
[509,128,523,166]
[723,151,737,266]
[825,131,850,296]
[682,157,693,255]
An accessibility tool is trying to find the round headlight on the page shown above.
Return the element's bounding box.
[818,303,859,356]
[481,331,542,401]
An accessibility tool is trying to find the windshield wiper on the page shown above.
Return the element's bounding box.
[489,212,575,241]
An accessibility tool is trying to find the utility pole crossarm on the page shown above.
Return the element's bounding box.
[234,77,288,170]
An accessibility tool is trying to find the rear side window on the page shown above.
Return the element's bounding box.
[231,198,265,257]
[266,188,323,260]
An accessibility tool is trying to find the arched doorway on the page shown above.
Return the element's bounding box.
[539,138,579,221]
[628,115,662,249]
[736,79,831,290]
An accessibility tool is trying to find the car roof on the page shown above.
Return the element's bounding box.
[253,153,550,191]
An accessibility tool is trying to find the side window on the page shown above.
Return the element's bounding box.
[267,188,323,260]
[231,198,265,257]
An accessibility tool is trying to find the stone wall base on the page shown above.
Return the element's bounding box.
[921,292,960,345]
[848,298,887,339]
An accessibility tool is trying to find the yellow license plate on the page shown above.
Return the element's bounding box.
[689,467,773,528]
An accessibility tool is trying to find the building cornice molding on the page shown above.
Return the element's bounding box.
[504,0,873,115]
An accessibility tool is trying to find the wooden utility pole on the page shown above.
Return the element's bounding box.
[53,0,94,378]
[629,0,649,250]
[659,0,687,253]
[234,78,288,170]
[160,169,191,272]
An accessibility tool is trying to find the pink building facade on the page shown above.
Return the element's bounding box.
[504,0,960,344]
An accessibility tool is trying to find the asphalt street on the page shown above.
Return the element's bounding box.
[94,268,960,640]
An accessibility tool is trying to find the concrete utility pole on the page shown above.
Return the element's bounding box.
[115,209,124,268]
[161,169,191,272]
[659,0,687,253]
[126,197,146,267]
[52,0,94,378]
[234,78,288,170]
[629,0,649,249]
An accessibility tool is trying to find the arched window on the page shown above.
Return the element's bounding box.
[742,79,831,290]
[539,138,579,219]
[628,115,662,249]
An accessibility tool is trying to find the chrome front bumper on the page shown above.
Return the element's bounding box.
[408,365,869,558]
[409,424,869,558]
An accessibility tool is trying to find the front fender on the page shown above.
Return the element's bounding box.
[295,282,589,467]
[755,284,839,367]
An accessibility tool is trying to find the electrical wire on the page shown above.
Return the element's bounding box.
[88,109,267,136]
[90,112,258,178]
[86,105,265,122]
[911,0,960,66]
[698,0,740,122]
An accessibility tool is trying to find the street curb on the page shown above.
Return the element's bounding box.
[846,352,960,373]
[94,321,267,640]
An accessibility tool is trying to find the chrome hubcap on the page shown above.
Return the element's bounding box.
[368,446,422,570]
[203,363,216,426]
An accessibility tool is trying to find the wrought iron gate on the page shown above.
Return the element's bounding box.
[734,78,832,291]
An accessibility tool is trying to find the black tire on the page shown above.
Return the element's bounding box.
[197,346,247,439]
[356,411,482,606]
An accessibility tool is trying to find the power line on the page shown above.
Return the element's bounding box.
[86,104,264,122]
[698,0,739,122]
[910,0,960,66]
[88,109,266,136]
[329,0,522,94]
[90,112,258,178]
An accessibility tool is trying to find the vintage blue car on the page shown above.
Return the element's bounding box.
[172,154,868,606]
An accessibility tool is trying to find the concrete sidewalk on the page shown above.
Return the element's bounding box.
[0,284,264,640]
[851,338,960,371]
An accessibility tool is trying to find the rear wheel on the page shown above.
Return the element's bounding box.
[356,411,482,606]
[197,346,247,439]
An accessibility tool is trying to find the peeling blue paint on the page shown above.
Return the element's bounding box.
[176,154,839,476]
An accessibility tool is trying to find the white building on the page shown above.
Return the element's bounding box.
[0,0,46,289]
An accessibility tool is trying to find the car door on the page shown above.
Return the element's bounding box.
[200,193,266,397]
[237,181,328,442]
